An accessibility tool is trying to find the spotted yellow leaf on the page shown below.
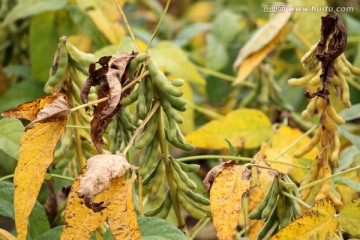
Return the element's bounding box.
[339,198,360,237]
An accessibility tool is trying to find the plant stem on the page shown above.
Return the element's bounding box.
[187,102,223,119]
[244,163,280,173]
[49,173,75,182]
[66,125,90,129]
[272,124,318,161]
[122,102,160,156]
[190,218,211,240]
[281,190,311,209]
[176,155,253,162]
[0,174,14,182]
[267,160,309,170]
[146,0,171,50]
[298,165,360,191]
[72,114,87,170]
[113,0,139,52]
[157,109,187,234]
[195,65,255,87]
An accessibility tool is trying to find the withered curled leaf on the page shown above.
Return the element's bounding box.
[76,154,132,210]
[80,52,138,152]
[203,160,237,192]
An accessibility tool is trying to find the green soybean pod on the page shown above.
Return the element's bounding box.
[136,78,148,120]
[261,178,280,219]
[44,37,68,93]
[140,138,159,177]
[157,191,172,219]
[144,194,166,216]
[148,162,165,199]
[148,61,183,97]
[185,189,210,206]
[160,98,184,124]
[257,207,279,240]
[135,111,159,149]
[145,76,153,113]
[119,109,136,131]
[279,197,293,229]
[121,87,139,106]
[177,191,207,219]
[168,118,177,141]
[170,165,188,193]
[175,160,200,172]
[158,91,187,112]
[66,40,96,66]
[171,78,184,87]
[172,160,197,190]
[165,129,195,152]
[128,52,148,79]
[142,161,160,187]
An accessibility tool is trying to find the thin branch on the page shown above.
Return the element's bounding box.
[113,0,139,52]
[146,0,171,50]
[122,102,160,155]
[0,174,14,182]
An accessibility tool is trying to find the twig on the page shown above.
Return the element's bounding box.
[113,0,139,52]
[0,174,14,182]
[146,0,171,50]
[122,102,160,155]
[187,102,223,120]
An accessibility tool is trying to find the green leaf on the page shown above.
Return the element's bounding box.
[338,127,360,150]
[339,103,360,122]
[206,34,229,71]
[334,177,360,192]
[149,41,206,85]
[0,118,24,159]
[334,146,360,173]
[3,0,67,25]
[0,80,45,113]
[185,109,272,150]
[212,10,241,44]
[34,226,63,240]
[138,216,188,240]
[104,216,188,240]
[29,12,59,82]
[174,23,212,46]
[339,198,360,237]
[0,182,50,239]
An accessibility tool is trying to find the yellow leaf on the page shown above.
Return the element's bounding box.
[61,168,108,240]
[0,228,16,240]
[184,1,214,23]
[251,154,275,195]
[107,173,141,239]
[150,41,206,85]
[186,109,272,150]
[76,0,124,45]
[233,9,292,85]
[339,198,360,237]
[1,94,70,240]
[271,199,339,240]
[259,126,318,182]
[209,161,251,240]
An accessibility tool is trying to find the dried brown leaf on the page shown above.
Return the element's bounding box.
[76,154,132,209]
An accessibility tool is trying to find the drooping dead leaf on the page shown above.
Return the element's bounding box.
[233,10,292,85]
[339,198,360,237]
[186,109,272,150]
[80,52,137,152]
[207,161,251,240]
[1,94,70,240]
[203,160,234,191]
[76,154,132,209]
[271,199,339,240]
[62,166,140,240]
[259,126,318,182]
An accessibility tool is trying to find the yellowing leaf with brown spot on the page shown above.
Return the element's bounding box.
[61,168,108,240]
[1,94,70,240]
[271,199,339,240]
[339,198,360,237]
[107,173,141,239]
[186,109,272,150]
[209,161,251,240]
[259,126,318,182]
[233,10,292,85]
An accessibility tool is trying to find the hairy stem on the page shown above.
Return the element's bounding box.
[157,109,187,234]
[298,165,360,191]
[146,0,171,50]
[113,0,139,52]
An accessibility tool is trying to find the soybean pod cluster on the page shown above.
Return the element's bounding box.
[248,174,301,240]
